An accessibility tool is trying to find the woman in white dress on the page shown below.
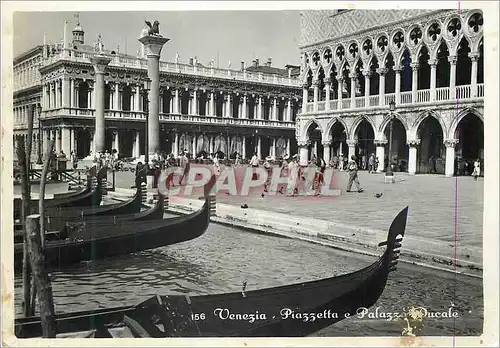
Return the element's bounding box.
[213,154,221,177]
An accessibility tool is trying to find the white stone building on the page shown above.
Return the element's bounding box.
[297,9,484,176]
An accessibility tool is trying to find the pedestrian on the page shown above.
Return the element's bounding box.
[250,152,260,180]
[287,155,299,196]
[179,150,190,185]
[428,156,436,174]
[339,154,344,171]
[368,153,375,173]
[71,150,78,170]
[361,155,367,170]
[346,155,364,193]
[374,156,379,172]
[314,155,326,196]
[263,156,273,192]
[331,155,338,169]
[212,153,221,177]
[472,158,481,180]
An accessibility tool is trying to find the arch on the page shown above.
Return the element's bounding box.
[301,118,323,141]
[77,81,89,108]
[325,116,350,140]
[121,85,132,111]
[416,115,445,174]
[436,40,451,88]
[378,112,409,134]
[453,111,484,175]
[412,111,448,138]
[472,34,483,53]
[350,115,377,139]
[301,66,312,84]
[456,36,472,86]
[449,108,484,138]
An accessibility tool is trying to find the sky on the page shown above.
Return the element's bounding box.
[13,10,301,68]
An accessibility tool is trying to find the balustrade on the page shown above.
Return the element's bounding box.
[436,87,450,101]
[417,89,431,103]
[355,97,365,108]
[369,95,379,107]
[400,91,412,105]
[477,83,484,97]
[455,85,471,99]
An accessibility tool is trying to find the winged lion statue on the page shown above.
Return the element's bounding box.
[145,20,160,36]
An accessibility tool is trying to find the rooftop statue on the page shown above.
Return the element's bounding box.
[145,20,161,36]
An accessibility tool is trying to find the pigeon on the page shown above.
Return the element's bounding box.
[241,204,248,209]
[261,193,265,198]
[374,193,383,198]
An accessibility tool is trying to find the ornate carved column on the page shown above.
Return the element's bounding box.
[134,85,141,111]
[337,76,344,109]
[448,56,457,99]
[192,135,196,157]
[209,136,214,155]
[91,55,111,153]
[54,129,61,153]
[377,68,387,106]
[297,140,309,166]
[193,89,199,115]
[209,91,215,116]
[322,140,331,165]
[312,79,319,111]
[302,82,309,105]
[469,52,479,97]
[286,138,291,156]
[60,127,71,155]
[324,78,331,111]
[61,77,70,109]
[429,59,437,101]
[174,89,180,114]
[270,137,276,159]
[226,93,232,118]
[346,139,357,160]
[374,140,387,173]
[139,33,170,157]
[286,98,292,122]
[133,131,140,158]
[444,139,459,177]
[410,62,419,103]
[394,67,402,105]
[348,73,356,108]
[257,135,262,159]
[363,70,371,107]
[257,96,263,120]
[113,130,120,153]
[407,139,420,175]
[188,90,193,115]
[113,83,120,110]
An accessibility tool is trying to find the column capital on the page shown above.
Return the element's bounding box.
[301,82,309,89]
[322,140,332,146]
[407,139,421,147]
[376,67,388,75]
[348,72,357,79]
[410,62,419,71]
[362,69,372,77]
[323,77,331,84]
[311,79,320,87]
[374,139,388,146]
[428,59,438,67]
[138,35,170,57]
[297,140,310,147]
[346,139,357,147]
[468,52,480,61]
[336,76,344,83]
[91,54,112,74]
[393,66,403,73]
[447,56,457,64]
[443,138,459,148]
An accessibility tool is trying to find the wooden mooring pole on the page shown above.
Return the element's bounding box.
[26,215,57,338]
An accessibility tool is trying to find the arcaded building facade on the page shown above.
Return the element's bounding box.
[297,9,484,176]
[13,19,302,162]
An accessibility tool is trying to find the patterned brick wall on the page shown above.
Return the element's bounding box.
[300,9,444,48]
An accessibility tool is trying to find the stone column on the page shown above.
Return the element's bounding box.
[346,139,357,160]
[286,138,291,156]
[257,136,262,159]
[61,127,71,155]
[429,60,437,101]
[324,78,331,111]
[192,89,198,115]
[257,96,263,120]
[444,139,459,177]
[54,129,61,153]
[302,83,308,105]
[62,77,70,108]
[139,34,170,157]
[133,131,140,158]
[226,94,232,118]
[242,95,247,119]
[286,99,292,122]
[192,135,196,156]
[174,89,180,114]
[209,136,214,155]
[91,54,112,154]
[134,85,141,111]
[337,77,343,109]
[242,135,246,159]
[90,130,95,155]
[322,141,331,165]
[173,132,179,157]
[270,137,276,159]
[374,140,387,173]
[298,141,309,166]
[113,131,120,153]
[448,56,457,99]
[313,80,319,111]
[469,52,479,97]
[410,62,419,103]
[114,83,120,110]
[363,70,371,106]
[272,97,278,120]
[209,92,215,116]
[407,139,420,175]
[377,68,387,106]
[349,73,357,108]
[394,67,402,105]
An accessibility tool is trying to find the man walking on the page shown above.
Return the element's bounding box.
[179,150,190,185]
[368,153,375,173]
[346,155,364,193]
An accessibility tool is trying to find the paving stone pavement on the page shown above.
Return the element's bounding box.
[108,165,484,252]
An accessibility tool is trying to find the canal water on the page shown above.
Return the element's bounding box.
[14,222,483,337]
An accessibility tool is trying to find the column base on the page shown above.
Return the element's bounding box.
[384,175,395,183]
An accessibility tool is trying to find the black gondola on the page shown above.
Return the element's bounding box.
[15,206,408,338]
[13,194,212,272]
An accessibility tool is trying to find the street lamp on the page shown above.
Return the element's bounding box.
[385,100,396,178]
[36,104,43,165]
[142,77,151,167]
